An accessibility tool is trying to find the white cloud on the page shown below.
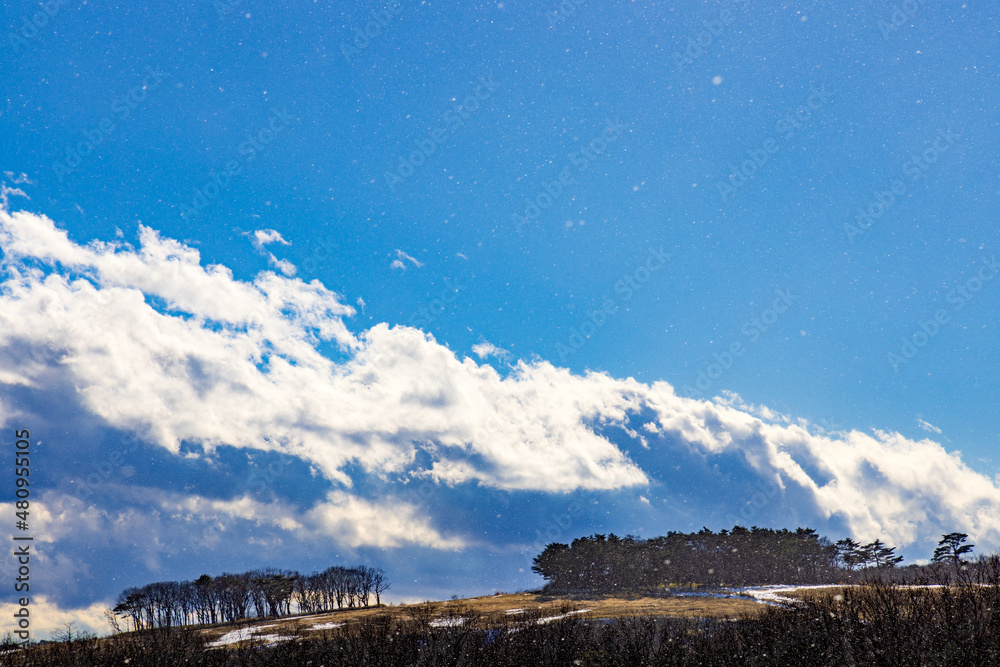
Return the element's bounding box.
[268,253,297,277]
[917,418,943,434]
[394,249,424,269]
[305,491,465,549]
[0,485,463,585]
[0,176,30,208]
[641,382,1000,549]
[0,596,111,640]
[2,208,1000,557]
[3,171,32,185]
[0,208,644,493]
[251,229,290,249]
[471,340,507,359]
[149,488,463,550]
[244,229,295,276]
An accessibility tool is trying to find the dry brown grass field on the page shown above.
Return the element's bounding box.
[198,589,791,647]
[8,580,998,665]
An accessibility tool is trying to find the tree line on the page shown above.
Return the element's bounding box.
[532,527,975,591]
[17,563,1000,666]
[110,565,388,631]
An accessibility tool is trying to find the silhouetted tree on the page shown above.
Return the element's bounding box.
[192,574,218,624]
[933,532,974,566]
[865,539,903,568]
[533,526,850,592]
[110,562,389,630]
[372,568,389,606]
[836,538,863,570]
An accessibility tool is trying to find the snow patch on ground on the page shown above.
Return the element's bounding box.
[311,622,344,630]
[505,608,524,615]
[207,625,295,647]
[736,585,842,606]
[537,609,590,624]
[429,617,467,627]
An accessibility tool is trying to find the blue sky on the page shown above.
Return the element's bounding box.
[2,0,1000,638]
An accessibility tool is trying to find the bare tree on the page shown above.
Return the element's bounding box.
[372,568,390,606]
[215,573,251,622]
[193,574,218,624]
[295,572,325,614]
[357,566,376,607]
[111,562,391,632]
[112,587,145,631]
[52,621,93,642]
[53,622,77,643]
[103,608,124,635]
[324,566,351,609]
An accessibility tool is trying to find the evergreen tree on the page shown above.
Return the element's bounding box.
[835,538,862,570]
[933,532,974,566]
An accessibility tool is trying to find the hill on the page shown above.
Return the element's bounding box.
[5,580,1000,665]
[198,588,789,647]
